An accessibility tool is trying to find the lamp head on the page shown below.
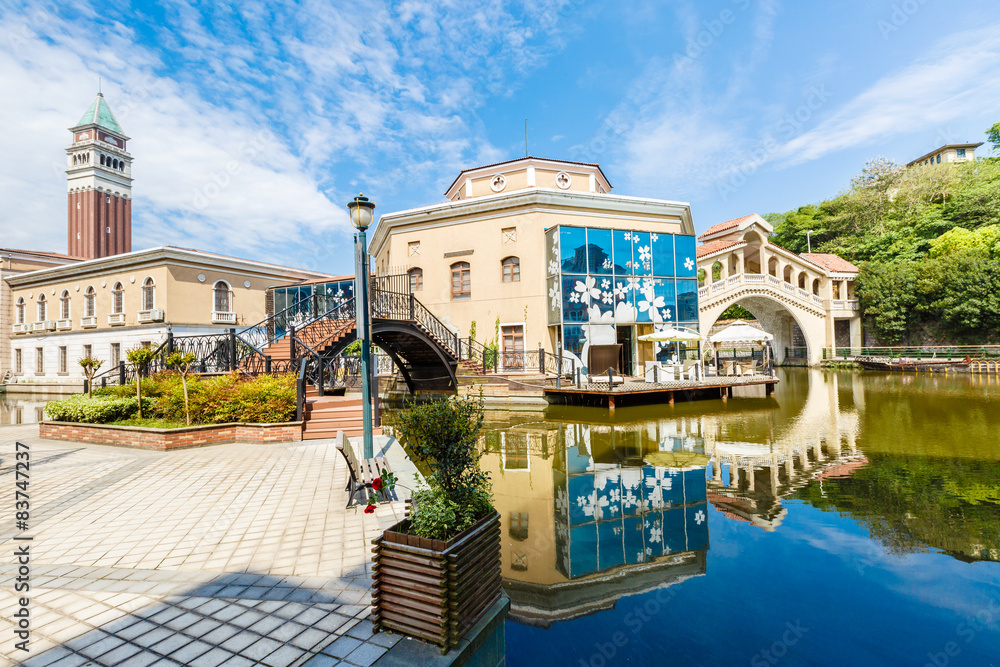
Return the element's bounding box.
[347,193,376,231]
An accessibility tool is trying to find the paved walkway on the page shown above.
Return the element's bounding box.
[0,425,413,667]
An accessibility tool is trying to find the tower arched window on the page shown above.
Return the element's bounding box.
[36,294,47,322]
[112,159,118,170]
[451,262,471,300]
[214,281,233,313]
[100,154,105,166]
[112,282,124,314]
[84,286,96,317]
[408,267,423,292]
[141,277,155,311]
[501,256,520,283]
[15,298,25,325]
[60,290,71,320]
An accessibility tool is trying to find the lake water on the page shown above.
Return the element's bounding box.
[483,368,1000,666]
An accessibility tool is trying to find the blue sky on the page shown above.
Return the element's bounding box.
[2,0,999,275]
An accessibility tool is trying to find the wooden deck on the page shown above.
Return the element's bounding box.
[544,376,778,410]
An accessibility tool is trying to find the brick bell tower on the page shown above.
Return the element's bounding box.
[66,93,132,259]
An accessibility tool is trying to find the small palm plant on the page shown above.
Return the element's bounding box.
[165,351,197,425]
[125,345,159,419]
[79,356,104,398]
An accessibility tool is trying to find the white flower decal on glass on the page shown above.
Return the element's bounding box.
[684,257,695,271]
[602,291,614,305]
[695,509,706,525]
[569,292,580,304]
[548,259,560,275]
[548,284,562,310]
[623,232,633,241]
[574,276,601,304]
[601,279,610,289]
[651,233,659,242]
[638,245,651,263]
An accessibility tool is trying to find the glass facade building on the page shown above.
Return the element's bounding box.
[545,225,699,372]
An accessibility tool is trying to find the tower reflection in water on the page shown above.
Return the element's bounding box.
[483,416,709,627]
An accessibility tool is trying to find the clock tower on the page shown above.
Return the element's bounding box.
[66,93,132,259]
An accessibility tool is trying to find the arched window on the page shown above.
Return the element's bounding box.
[812,278,820,296]
[113,159,119,170]
[84,286,96,317]
[100,154,105,166]
[60,290,71,320]
[407,267,423,292]
[501,256,520,283]
[15,297,25,324]
[37,294,47,322]
[214,281,233,313]
[141,277,155,310]
[451,262,470,300]
[797,271,808,290]
[112,282,124,314]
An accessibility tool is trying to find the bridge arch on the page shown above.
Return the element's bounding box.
[701,290,825,365]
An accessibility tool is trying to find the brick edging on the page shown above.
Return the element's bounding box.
[39,421,304,451]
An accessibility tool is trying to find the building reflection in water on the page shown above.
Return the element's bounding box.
[482,416,710,627]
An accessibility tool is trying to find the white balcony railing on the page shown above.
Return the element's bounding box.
[698,287,708,298]
[108,313,126,326]
[797,288,811,300]
[80,316,97,328]
[744,274,765,284]
[832,300,845,310]
[726,275,741,286]
[847,300,860,311]
[812,295,824,306]
[782,281,795,293]
[212,311,236,324]
[32,321,56,332]
[56,319,72,330]
[767,274,781,286]
[712,280,725,293]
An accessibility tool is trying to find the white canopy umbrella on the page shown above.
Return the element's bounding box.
[708,320,774,376]
[638,327,702,342]
[709,320,774,344]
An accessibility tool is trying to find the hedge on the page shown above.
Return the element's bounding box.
[45,395,154,423]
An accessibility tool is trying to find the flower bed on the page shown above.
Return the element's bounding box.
[39,420,302,450]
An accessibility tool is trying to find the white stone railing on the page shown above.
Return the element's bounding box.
[812,294,824,306]
[744,274,765,284]
[698,286,708,298]
[697,270,862,314]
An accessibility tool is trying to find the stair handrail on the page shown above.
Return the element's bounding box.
[89,338,170,388]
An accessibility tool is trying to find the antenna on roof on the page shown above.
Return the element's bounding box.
[524,119,528,157]
[98,77,102,95]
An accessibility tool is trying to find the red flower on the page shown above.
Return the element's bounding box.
[371,478,383,491]
[364,504,375,514]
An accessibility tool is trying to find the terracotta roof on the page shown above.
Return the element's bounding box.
[698,214,755,240]
[799,253,859,273]
[696,239,744,258]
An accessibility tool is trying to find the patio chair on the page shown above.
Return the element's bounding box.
[722,361,735,376]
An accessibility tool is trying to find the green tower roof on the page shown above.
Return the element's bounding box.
[75,93,124,135]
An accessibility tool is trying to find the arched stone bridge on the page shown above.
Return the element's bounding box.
[696,214,862,365]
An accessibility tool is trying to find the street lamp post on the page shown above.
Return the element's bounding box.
[348,193,376,459]
[807,230,814,253]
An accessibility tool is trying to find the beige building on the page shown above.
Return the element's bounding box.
[906,142,983,167]
[369,157,699,375]
[5,246,330,386]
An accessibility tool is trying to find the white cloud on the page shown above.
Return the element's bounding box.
[774,25,1000,165]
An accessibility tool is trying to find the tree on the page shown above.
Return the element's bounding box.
[125,345,159,419]
[165,351,197,425]
[79,356,103,398]
[987,121,1000,155]
[848,157,905,234]
[855,261,920,344]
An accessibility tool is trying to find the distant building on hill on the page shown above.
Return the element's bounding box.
[906,142,983,168]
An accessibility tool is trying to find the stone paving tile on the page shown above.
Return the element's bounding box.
[0,426,412,665]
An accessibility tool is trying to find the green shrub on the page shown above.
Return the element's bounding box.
[45,395,153,423]
[393,395,493,540]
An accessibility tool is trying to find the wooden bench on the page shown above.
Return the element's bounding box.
[336,431,394,509]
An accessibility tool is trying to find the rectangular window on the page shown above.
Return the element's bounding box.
[502,257,520,283]
[451,262,471,300]
[408,269,423,292]
[35,347,44,374]
[83,344,92,359]
[502,325,524,369]
[14,349,21,374]
[110,343,120,368]
[956,148,966,158]
[59,346,67,373]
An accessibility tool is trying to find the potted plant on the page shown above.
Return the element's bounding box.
[371,395,500,652]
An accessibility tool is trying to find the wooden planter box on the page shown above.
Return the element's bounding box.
[371,510,501,652]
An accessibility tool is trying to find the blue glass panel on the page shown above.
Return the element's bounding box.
[623,516,646,564]
[619,468,644,516]
[587,228,614,274]
[595,469,621,521]
[651,232,674,276]
[635,278,658,323]
[588,276,615,323]
[632,231,652,276]
[562,275,589,324]
[675,235,697,277]
[661,468,685,507]
[568,474,596,526]
[569,525,599,578]
[662,506,687,554]
[685,468,708,503]
[612,276,637,323]
[654,278,677,323]
[677,279,699,321]
[563,325,586,357]
[613,230,633,275]
[644,511,665,558]
[686,504,710,551]
[560,227,588,273]
[598,519,626,570]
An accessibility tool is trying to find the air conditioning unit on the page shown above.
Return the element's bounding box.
[150,309,165,322]
[32,321,56,332]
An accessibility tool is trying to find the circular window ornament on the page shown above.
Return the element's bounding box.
[197,274,206,283]
[243,280,252,288]
[490,174,507,193]
[555,172,572,190]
